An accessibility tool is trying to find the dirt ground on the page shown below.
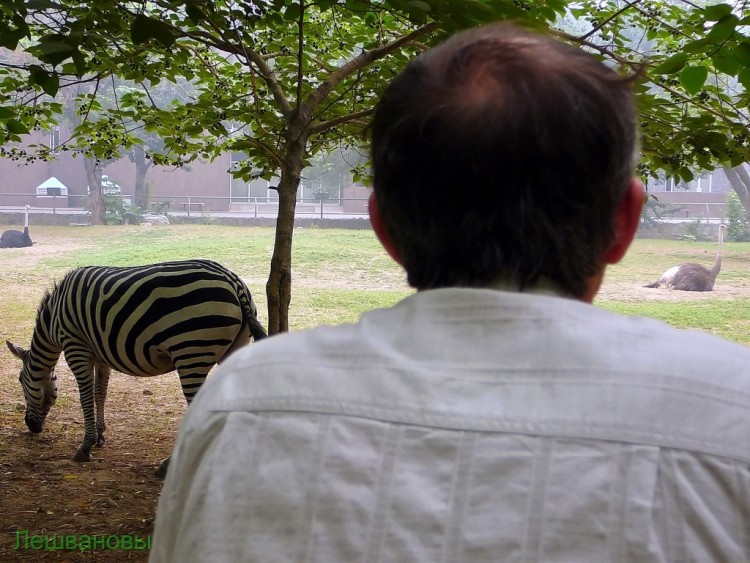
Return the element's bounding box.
[0,360,186,562]
[596,277,750,302]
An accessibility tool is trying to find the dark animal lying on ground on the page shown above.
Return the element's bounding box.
[0,205,33,248]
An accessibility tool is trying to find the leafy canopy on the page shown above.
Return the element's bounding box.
[0,0,747,183]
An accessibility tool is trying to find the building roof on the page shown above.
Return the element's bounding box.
[35,176,69,190]
[35,176,69,195]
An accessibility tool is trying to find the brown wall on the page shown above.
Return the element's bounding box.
[0,130,86,206]
[103,154,232,211]
[0,130,233,211]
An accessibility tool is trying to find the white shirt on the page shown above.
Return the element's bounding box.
[151,288,750,562]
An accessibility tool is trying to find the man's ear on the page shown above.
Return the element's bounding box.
[368,192,404,266]
[603,178,645,265]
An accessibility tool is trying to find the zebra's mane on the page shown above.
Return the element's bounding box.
[36,282,59,320]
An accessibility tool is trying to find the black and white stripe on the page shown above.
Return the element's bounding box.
[7,259,266,474]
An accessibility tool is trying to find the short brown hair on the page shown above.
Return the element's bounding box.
[370,23,638,297]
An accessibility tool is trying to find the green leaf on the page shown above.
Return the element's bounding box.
[677,167,694,182]
[407,0,431,12]
[28,66,59,97]
[739,68,750,89]
[704,3,733,21]
[0,20,27,50]
[185,4,205,23]
[71,50,87,77]
[284,3,300,21]
[707,15,739,42]
[6,119,29,135]
[131,14,151,45]
[32,39,77,66]
[26,0,60,8]
[712,53,740,75]
[131,14,175,48]
[681,38,711,54]
[0,107,14,120]
[732,42,750,66]
[653,53,688,75]
[679,66,708,94]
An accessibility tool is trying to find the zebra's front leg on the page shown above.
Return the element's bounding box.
[70,359,98,462]
[94,364,111,447]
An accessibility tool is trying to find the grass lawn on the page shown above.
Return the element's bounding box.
[3,225,749,343]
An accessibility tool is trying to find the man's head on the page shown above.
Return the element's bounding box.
[369,23,643,299]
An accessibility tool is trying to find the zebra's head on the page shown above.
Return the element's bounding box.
[6,340,58,433]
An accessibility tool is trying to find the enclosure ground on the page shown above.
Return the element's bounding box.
[1,227,750,561]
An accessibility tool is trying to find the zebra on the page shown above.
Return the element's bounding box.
[6,259,267,476]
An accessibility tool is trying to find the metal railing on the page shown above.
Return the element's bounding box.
[3,193,729,223]
[0,192,371,220]
[643,201,728,223]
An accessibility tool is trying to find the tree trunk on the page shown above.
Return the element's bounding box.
[84,157,105,225]
[133,149,152,209]
[722,165,750,218]
[266,179,297,335]
[266,124,308,335]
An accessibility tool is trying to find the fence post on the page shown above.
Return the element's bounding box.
[187,196,191,217]
[320,198,324,219]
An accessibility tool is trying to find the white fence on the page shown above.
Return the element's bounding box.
[0,192,370,220]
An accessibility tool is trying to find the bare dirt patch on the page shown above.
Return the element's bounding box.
[1,364,186,562]
[596,278,750,303]
[0,235,91,269]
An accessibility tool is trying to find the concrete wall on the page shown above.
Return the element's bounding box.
[342,185,370,213]
[647,191,728,221]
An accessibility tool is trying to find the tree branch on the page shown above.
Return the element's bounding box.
[723,164,750,215]
[140,2,295,117]
[295,0,305,116]
[303,22,437,116]
[308,108,374,135]
[232,134,285,169]
[578,0,642,41]
[551,29,643,68]
[618,0,693,39]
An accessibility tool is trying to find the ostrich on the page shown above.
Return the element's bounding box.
[0,205,33,248]
[644,224,725,292]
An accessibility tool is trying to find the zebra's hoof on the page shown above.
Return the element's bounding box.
[96,435,106,447]
[155,457,170,479]
[73,449,92,462]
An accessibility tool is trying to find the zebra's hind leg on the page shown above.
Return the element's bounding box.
[94,364,111,447]
[155,457,170,478]
[153,362,212,478]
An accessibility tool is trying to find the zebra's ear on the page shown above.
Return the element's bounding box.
[6,340,28,361]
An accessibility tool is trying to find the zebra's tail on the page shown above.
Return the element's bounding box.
[247,314,268,341]
[643,280,659,288]
[238,285,268,342]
